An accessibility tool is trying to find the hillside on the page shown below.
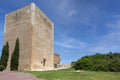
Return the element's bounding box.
[23,69,120,80]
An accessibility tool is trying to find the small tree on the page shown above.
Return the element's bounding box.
[10,38,19,71]
[0,42,9,71]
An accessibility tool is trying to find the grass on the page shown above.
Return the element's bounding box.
[22,68,120,80]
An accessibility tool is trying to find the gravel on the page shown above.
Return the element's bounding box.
[0,71,42,80]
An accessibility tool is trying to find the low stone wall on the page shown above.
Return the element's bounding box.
[54,64,71,70]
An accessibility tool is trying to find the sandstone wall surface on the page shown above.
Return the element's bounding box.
[31,3,54,70]
[54,53,60,68]
[4,3,54,71]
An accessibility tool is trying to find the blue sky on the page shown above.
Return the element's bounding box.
[1,0,120,64]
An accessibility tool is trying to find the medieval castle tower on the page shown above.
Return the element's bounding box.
[4,3,54,71]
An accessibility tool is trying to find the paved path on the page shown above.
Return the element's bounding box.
[0,71,42,80]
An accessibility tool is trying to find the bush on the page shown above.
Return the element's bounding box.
[0,42,9,71]
[10,38,19,71]
[72,52,120,72]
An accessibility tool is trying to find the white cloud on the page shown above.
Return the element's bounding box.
[57,0,69,11]
[56,0,78,17]
[89,31,120,53]
[106,20,120,29]
[68,10,77,17]
[113,14,120,18]
[50,0,78,18]
[55,35,86,49]
[106,14,120,29]
[48,0,101,26]
[99,14,120,53]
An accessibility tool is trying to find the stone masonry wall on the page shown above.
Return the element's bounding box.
[54,53,60,68]
[4,5,32,70]
[31,4,54,70]
[4,3,54,71]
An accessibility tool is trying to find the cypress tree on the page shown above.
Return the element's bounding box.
[0,42,9,71]
[10,38,19,71]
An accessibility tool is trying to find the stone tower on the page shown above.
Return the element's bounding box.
[4,3,54,71]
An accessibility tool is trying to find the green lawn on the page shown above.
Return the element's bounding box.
[22,69,120,80]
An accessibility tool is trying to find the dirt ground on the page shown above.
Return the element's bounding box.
[0,71,42,80]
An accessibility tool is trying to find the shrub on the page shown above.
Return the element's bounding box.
[0,42,9,71]
[10,38,19,71]
[72,52,120,72]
